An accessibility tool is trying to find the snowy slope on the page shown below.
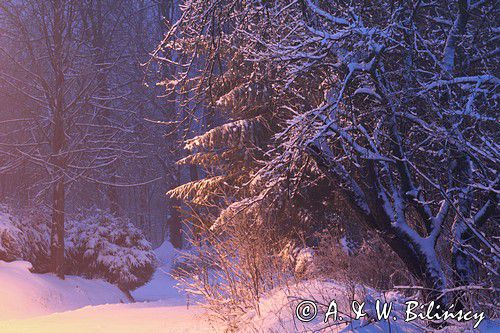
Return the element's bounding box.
[0,260,128,320]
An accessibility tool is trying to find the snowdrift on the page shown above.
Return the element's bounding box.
[0,260,128,320]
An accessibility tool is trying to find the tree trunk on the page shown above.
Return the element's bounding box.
[50,0,66,279]
[307,143,447,305]
[381,228,447,303]
[50,73,66,279]
[157,155,183,249]
[50,89,66,279]
[51,178,65,279]
[168,197,183,249]
[450,152,473,307]
[366,181,448,304]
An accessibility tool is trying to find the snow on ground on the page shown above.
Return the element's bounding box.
[239,279,415,332]
[0,241,221,333]
[131,240,185,303]
[3,241,494,332]
[0,301,217,333]
[0,260,128,320]
[239,279,497,333]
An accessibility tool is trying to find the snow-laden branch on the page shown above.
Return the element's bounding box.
[304,0,349,26]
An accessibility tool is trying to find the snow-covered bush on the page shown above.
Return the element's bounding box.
[0,204,156,291]
[65,210,157,291]
[0,205,50,269]
[16,209,51,273]
[0,205,23,262]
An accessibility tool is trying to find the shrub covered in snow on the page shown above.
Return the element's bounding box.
[16,209,52,273]
[65,210,157,290]
[0,205,51,270]
[0,205,156,291]
[0,205,23,262]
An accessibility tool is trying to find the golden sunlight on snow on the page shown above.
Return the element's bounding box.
[0,302,221,333]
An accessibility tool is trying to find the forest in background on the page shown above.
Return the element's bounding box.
[0,0,498,331]
[0,0,194,252]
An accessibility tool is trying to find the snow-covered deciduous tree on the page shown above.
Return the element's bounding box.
[159,0,498,308]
